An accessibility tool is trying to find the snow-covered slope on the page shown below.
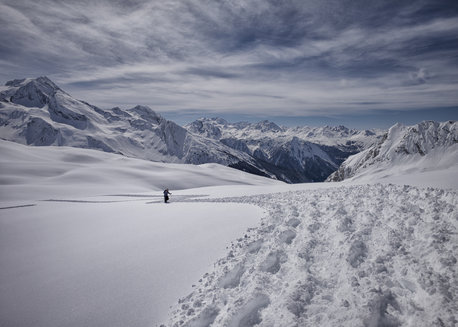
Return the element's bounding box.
[0,77,269,176]
[0,140,280,327]
[0,140,282,202]
[326,120,458,184]
[186,118,384,183]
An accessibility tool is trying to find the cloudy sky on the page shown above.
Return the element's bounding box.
[0,0,457,127]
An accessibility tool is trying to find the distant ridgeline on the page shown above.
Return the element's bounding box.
[9,76,456,183]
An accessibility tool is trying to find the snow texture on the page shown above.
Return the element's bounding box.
[167,185,457,327]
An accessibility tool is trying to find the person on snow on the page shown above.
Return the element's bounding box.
[163,189,171,203]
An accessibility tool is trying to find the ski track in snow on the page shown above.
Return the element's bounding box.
[0,204,36,210]
[38,195,209,205]
[166,184,457,327]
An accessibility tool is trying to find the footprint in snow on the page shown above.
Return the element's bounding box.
[246,239,263,254]
[307,222,322,233]
[286,218,301,228]
[347,240,368,268]
[279,229,297,245]
[180,306,219,327]
[227,294,270,327]
[218,263,245,289]
[259,251,286,274]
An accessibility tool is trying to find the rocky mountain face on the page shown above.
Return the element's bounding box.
[0,76,385,183]
[326,120,458,182]
[186,118,383,182]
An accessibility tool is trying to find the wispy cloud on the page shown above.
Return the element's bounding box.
[0,0,457,118]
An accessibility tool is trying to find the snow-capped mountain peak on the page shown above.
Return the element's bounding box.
[254,120,283,132]
[127,105,162,124]
[395,120,456,154]
[326,120,457,182]
[1,76,64,108]
[370,120,456,161]
[187,118,224,139]
[4,76,60,91]
[0,77,275,179]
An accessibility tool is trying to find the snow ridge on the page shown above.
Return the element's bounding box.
[166,184,457,327]
[327,120,458,182]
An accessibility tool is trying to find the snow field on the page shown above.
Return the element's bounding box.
[0,140,282,202]
[0,199,264,327]
[167,184,457,327]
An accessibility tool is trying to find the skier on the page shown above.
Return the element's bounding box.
[163,188,171,203]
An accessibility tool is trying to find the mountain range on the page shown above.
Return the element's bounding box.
[0,77,263,170]
[186,118,382,182]
[1,76,455,184]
